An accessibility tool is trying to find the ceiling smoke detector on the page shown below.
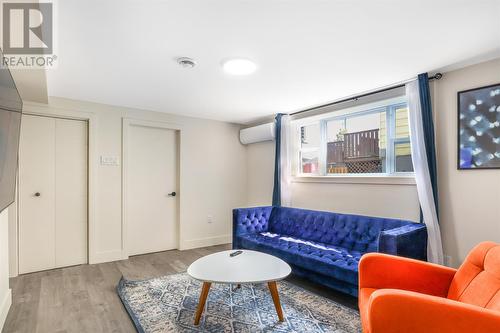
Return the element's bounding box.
[177,57,196,68]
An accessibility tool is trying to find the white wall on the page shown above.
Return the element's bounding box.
[247,141,275,206]
[10,97,247,272]
[0,209,12,329]
[246,141,420,221]
[10,68,48,104]
[290,181,419,220]
[435,58,500,267]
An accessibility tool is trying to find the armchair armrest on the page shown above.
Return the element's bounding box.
[359,253,456,297]
[378,223,427,260]
[367,289,500,333]
[232,206,273,249]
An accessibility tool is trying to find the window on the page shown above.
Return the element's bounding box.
[300,123,320,174]
[297,99,413,176]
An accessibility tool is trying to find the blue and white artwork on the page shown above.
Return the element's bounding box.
[458,83,500,169]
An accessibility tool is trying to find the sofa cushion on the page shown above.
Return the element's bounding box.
[238,232,362,285]
[268,207,408,253]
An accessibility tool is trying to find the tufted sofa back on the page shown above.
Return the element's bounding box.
[268,207,410,253]
[447,242,500,312]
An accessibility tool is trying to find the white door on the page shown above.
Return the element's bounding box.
[19,115,88,274]
[126,123,178,256]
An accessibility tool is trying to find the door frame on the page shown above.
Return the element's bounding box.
[12,102,97,276]
[122,118,182,259]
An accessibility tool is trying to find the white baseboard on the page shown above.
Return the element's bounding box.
[0,289,12,330]
[90,250,125,264]
[180,235,232,250]
[91,236,232,263]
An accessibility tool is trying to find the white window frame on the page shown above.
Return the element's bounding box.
[292,96,415,185]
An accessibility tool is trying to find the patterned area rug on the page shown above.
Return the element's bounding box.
[117,273,361,333]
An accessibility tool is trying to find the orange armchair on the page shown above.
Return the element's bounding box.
[359,241,500,333]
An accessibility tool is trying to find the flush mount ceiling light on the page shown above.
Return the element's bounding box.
[222,58,257,75]
[177,57,196,68]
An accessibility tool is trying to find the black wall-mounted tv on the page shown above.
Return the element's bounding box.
[0,49,22,213]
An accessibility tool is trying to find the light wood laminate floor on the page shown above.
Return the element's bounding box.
[3,244,357,333]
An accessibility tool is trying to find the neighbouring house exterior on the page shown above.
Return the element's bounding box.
[326,107,412,174]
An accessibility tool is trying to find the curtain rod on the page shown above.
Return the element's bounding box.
[291,73,443,116]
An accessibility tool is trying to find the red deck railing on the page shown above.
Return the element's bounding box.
[327,129,380,163]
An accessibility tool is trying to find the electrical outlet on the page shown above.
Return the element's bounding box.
[207,215,213,224]
[444,255,452,267]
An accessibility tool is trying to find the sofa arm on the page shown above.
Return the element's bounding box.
[367,289,500,333]
[232,206,273,248]
[378,223,427,260]
[359,253,456,297]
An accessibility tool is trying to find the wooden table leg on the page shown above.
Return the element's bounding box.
[194,282,211,325]
[268,281,284,322]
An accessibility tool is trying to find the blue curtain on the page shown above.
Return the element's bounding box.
[272,114,283,207]
[418,73,439,218]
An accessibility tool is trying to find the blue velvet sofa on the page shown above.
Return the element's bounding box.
[232,206,427,297]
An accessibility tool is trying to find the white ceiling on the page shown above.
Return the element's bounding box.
[47,0,500,124]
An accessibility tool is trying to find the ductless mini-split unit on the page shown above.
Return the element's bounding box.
[239,122,276,144]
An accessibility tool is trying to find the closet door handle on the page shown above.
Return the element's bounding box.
[34,192,41,197]
[168,192,177,197]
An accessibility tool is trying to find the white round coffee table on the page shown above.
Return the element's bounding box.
[187,249,291,325]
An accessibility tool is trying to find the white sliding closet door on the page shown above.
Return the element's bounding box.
[19,115,88,274]
[18,115,55,273]
[54,118,88,267]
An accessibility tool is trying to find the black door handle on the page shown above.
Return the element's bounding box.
[34,192,41,197]
[168,192,177,197]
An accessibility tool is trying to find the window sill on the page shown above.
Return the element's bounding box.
[291,174,416,185]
